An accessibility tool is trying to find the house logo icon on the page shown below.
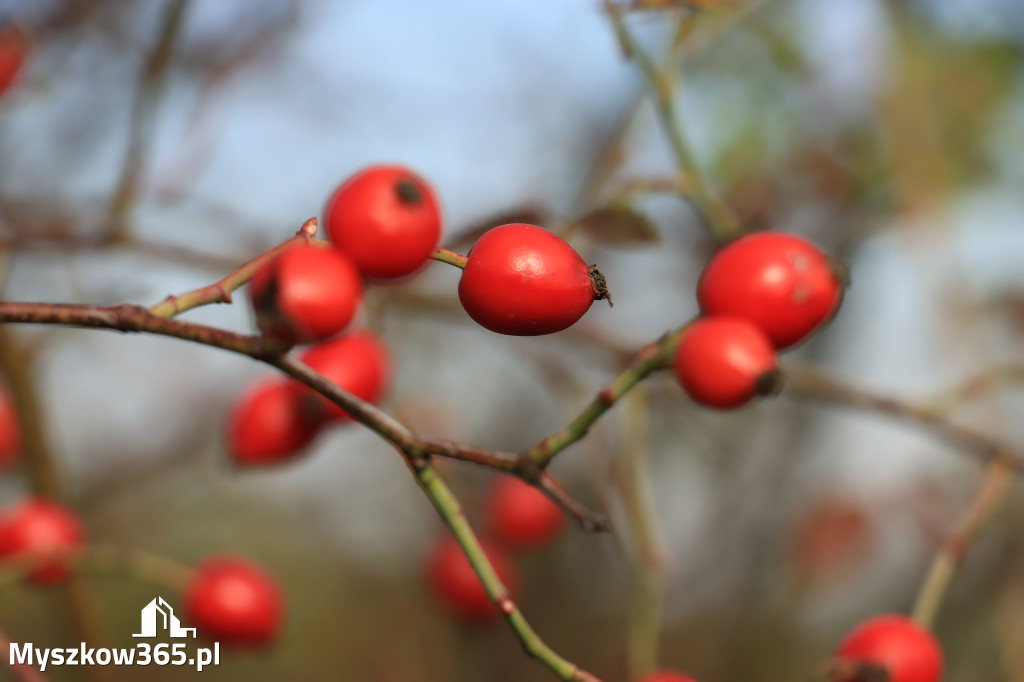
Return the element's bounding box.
[133,597,196,638]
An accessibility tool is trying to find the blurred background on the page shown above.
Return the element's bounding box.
[1,0,1023,680]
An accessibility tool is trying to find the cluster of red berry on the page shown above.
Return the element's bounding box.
[426,477,565,622]
[674,232,844,409]
[0,498,281,646]
[229,165,607,465]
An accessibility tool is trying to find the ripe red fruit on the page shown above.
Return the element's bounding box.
[227,380,323,467]
[697,231,842,349]
[248,245,362,344]
[635,671,698,682]
[673,316,778,410]
[0,387,21,469]
[0,498,85,585]
[294,330,391,421]
[426,534,518,623]
[488,477,565,551]
[325,165,442,280]
[0,24,27,96]
[185,556,283,647]
[836,614,943,682]
[458,223,607,336]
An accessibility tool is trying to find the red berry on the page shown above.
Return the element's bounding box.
[0,24,27,97]
[836,614,943,682]
[248,245,362,344]
[0,498,85,586]
[635,671,698,682]
[325,165,442,280]
[458,223,606,336]
[227,380,323,467]
[0,387,21,469]
[488,477,565,551]
[426,534,517,623]
[697,231,842,349]
[185,556,283,647]
[294,330,391,421]
[673,316,778,410]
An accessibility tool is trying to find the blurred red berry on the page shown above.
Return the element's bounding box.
[458,223,606,335]
[248,245,362,344]
[697,231,843,349]
[0,387,21,469]
[673,316,778,410]
[293,330,391,422]
[185,556,283,647]
[0,24,27,96]
[836,614,942,682]
[0,498,84,586]
[227,380,323,467]
[426,534,517,623]
[488,477,565,551]
[325,165,442,280]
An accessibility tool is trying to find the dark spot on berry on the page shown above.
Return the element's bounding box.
[754,369,784,396]
[395,178,422,205]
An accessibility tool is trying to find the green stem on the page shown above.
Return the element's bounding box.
[525,326,687,469]
[409,453,602,682]
[604,1,741,242]
[912,457,1015,628]
[619,386,667,679]
[430,248,468,269]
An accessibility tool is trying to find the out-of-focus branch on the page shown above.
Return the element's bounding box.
[782,362,1024,470]
[603,1,742,242]
[912,457,1015,628]
[0,545,194,593]
[107,0,191,238]
[523,326,685,470]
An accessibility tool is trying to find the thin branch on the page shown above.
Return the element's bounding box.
[0,545,193,592]
[107,0,191,238]
[404,450,603,682]
[0,287,609,532]
[782,362,1024,470]
[603,1,742,242]
[523,327,684,470]
[148,217,321,317]
[912,457,1015,628]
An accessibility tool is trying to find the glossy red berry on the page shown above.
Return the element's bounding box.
[458,223,607,336]
[248,245,362,344]
[836,614,943,682]
[325,165,442,280]
[635,671,698,682]
[0,387,21,469]
[185,556,283,647]
[673,316,778,410]
[426,534,518,623]
[294,330,391,422]
[0,498,85,586]
[0,24,27,97]
[697,231,842,349]
[227,380,323,467]
[488,477,565,551]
